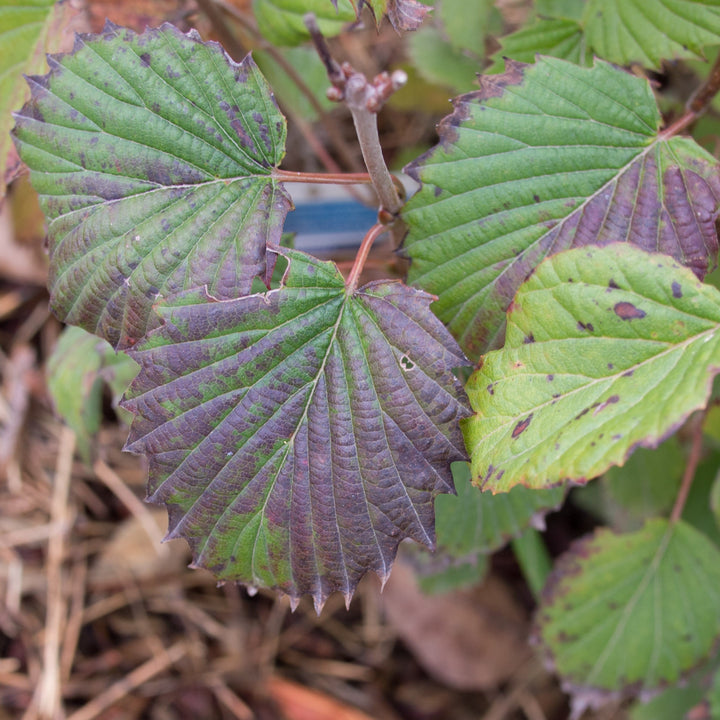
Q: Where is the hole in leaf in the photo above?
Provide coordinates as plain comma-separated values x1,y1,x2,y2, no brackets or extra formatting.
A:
400,355,415,371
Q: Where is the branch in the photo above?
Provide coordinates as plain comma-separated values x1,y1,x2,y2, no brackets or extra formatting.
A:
670,410,707,523
661,51,720,138
305,14,406,217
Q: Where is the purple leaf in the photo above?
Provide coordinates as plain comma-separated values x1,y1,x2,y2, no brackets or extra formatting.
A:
122,249,471,610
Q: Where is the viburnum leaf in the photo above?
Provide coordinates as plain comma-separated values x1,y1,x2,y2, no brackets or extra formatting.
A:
252,0,356,46
435,462,564,556
410,461,562,594
12,23,290,349
630,682,708,720
406,25,482,94
121,249,471,609
572,439,684,531
536,0,585,21
0,0,69,194
487,18,589,72
402,56,720,360
536,519,720,701
583,0,720,70
464,244,720,493
47,326,138,463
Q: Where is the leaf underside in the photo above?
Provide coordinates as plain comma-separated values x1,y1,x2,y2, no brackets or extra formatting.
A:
402,56,720,360
13,22,289,349
122,249,471,609
537,519,720,696
464,244,720,493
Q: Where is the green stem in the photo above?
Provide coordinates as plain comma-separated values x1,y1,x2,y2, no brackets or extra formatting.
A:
511,528,553,600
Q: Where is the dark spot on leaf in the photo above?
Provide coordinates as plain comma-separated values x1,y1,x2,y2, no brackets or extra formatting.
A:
672,281,682,298
511,414,533,439
622,370,633,377
614,302,646,320
547,374,554,381
575,408,589,420
140,52,151,66
533,194,540,203
523,333,535,344
577,321,594,332
612,434,622,440
487,383,495,395
608,279,620,290
434,185,442,197
607,363,614,370
593,395,619,415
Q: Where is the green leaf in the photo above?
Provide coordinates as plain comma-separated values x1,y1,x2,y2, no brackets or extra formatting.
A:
47,326,138,462
254,46,334,121
411,540,489,595
583,0,720,70
630,682,707,720
435,462,564,556
487,18,589,73
595,439,684,531
436,0,500,55
121,249,471,609
12,23,290,349
406,25,482,94
536,0,586,21
402,57,720,360
537,518,720,696
0,0,55,194
463,244,720,492
252,0,356,46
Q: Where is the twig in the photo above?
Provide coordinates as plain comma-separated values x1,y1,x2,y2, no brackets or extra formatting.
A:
65,642,187,720
688,50,720,116
35,426,75,720
59,558,87,683
209,679,254,720
305,14,405,217
93,459,164,549
661,52,720,139
670,411,707,523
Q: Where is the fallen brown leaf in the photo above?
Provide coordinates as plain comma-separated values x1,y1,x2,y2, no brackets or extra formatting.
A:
381,557,532,691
